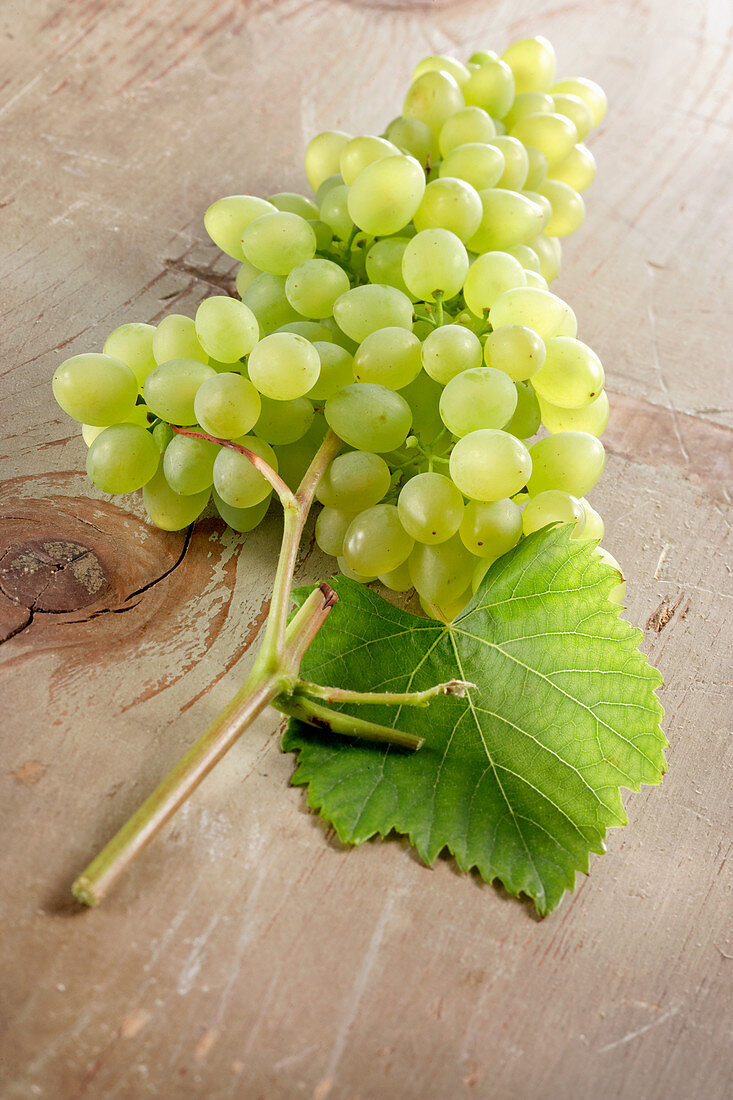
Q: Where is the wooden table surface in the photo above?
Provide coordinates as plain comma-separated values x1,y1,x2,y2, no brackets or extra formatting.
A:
1,1,731,1097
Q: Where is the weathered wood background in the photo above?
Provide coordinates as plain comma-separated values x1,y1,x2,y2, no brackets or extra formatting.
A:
1,1,731,1097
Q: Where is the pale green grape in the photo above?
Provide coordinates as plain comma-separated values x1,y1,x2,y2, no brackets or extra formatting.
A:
505,244,541,271
523,269,549,289
521,489,585,535
82,404,149,445
463,59,515,117
421,324,483,384
440,367,517,435
193,372,261,439
539,390,609,436
162,433,218,494
413,177,483,242
336,556,377,584
320,316,359,352
316,173,345,203
332,284,414,342
472,558,494,594
315,506,357,557
247,333,320,400
86,423,159,494
195,296,259,362
524,146,549,190
501,35,556,93
548,143,596,192
235,260,261,297
306,342,355,400
385,115,439,165
459,497,522,559
552,94,594,142
378,560,413,592
419,586,472,622
254,395,314,445
308,218,334,251
278,320,334,342
450,429,532,500
365,238,413,298
304,130,353,191
274,414,328,490
316,450,391,510
285,259,350,318
489,286,576,338
347,154,426,236
438,142,505,191
532,336,604,408
319,183,354,241
204,195,276,261
487,136,529,189
397,472,464,545
267,192,319,219
551,77,607,125
153,314,208,365
353,327,422,390
438,106,495,155
343,504,414,576
467,189,545,252
213,491,271,533
510,112,577,167
103,323,156,386
143,359,215,424
403,70,465,136
594,547,625,604
412,54,471,87
468,50,498,65
152,421,173,452
409,533,475,605
463,250,526,316
143,467,210,530
537,179,585,236
484,323,545,380
576,498,604,540
522,188,553,229
503,379,541,438
340,135,400,184
212,434,278,508
399,370,444,442
53,353,139,426
526,431,605,496
402,229,469,302
528,233,563,282
324,383,412,452
241,212,317,276
503,91,554,131
240,273,300,334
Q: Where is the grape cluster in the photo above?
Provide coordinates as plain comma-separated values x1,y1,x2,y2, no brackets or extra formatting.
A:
51,35,625,620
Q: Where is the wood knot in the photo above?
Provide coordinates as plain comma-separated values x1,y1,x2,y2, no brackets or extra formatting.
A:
0,538,109,612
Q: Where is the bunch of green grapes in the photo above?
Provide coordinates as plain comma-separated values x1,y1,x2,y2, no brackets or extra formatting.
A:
51,35,625,620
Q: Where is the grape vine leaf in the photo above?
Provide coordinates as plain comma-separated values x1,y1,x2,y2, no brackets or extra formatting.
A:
282,527,666,915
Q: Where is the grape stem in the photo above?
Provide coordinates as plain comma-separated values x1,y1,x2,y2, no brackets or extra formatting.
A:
294,678,476,707
171,426,294,503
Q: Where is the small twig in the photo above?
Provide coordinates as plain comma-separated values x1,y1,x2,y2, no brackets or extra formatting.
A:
273,694,424,752
295,678,475,708
171,426,294,504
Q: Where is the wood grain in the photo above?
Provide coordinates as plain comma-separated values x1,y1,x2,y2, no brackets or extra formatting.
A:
1,1,731,1098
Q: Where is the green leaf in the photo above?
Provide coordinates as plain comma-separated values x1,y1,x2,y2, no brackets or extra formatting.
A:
283,527,666,915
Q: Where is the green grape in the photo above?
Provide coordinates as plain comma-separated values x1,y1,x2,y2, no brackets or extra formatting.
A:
505,244,541,271
384,116,439,166
212,434,278,508
204,195,276,261
254,396,314,445
551,77,607,125
152,421,174,453
402,229,469,302
439,366,517,436
274,414,328,490
193,372,261,439
353,327,422,390
240,273,299,334
284,258,350,319
267,191,319,219
412,54,471,87
304,130,353,192
278,320,333,342
399,370,444,442
306,342,355,400
537,179,585,236
552,94,594,142
247,333,321,400
576,498,604,541
532,336,604,408
450,429,532,500
319,316,358,352
501,35,556,93
459,497,523,559
467,189,545,252
522,188,553,229
319,183,354,241
324,383,412,452
52,353,139,426
378,560,413,592
103,323,156,386
315,506,357,557
365,238,413,298
527,233,562,282
81,404,149,445
339,135,400,185
419,586,472,622
308,218,334,251
347,154,426,236
336,556,377,584
484,324,545,380
316,173,345,203
472,557,494,594
143,467,210,531
438,106,495,155
332,284,414,342
523,269,548,290
526,431,605,496
343,504,414,576
412,177,483,242
213,491,271,533
413,318,434,341
162,433,218,495
86,423,159,494
152,314,208,365
594,547,625,604
539,390,609,436
521,489,585,535
241,212,317,276
409,533,475,606
502,91,554,131
316,450,391,510
510,113,577,166
463,59,515,117
438,142,505,191
194,297,259,362
503,380,541,439
397,472,464,544
403,70,465,136
235,260,261,297
524,146,549,190
462,250,526,316
489,286,576,338
487,136,529,189
421,324,482,384
548,143,596,192
143,359,215,425
468,50,498,65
